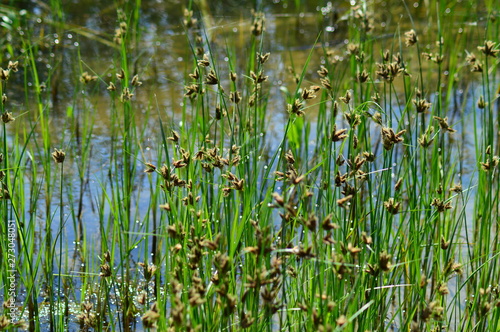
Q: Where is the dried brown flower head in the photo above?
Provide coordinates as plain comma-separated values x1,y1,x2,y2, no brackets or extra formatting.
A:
205,69,219,85
107,82,116,91
433,116,456,133
1,112,15,123
405,29,418,47
80,71,97,84
430,198,452,212
258,52,270,64
287,98,304,116
381,127,405,150
331,124,348,142
413,98,431,113
120,87,133,102
141,302,160,328
317,65,329,77
52,148,66,163
230,91,242,104
379,251,392,272
131,74,142,87
478,40,498,57
384,198,401,214
477,95,486,109
0,68,9,81
7,61,18,72
251,11,265,36
357,70,369,83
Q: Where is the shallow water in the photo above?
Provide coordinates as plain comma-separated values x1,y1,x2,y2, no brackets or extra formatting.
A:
1,0,498,330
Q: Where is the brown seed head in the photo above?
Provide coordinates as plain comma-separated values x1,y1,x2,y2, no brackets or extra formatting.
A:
258,52,270,64
205,69,219,85
80,71,98,84
52,148,66,163
120,87,133,102
384,198,401,214
131,74,142,87
477,95,486,109
413,98,432,113
357,70,369,83
379,251,392,272
0,68,9,81
116,68,125,80
7,61,19,72
320,77,332,90
141,303,160,328
433,116,456,133
331,125,348,142
478,40,499,57
405,29,418,47
1,112,15,123
230,91,242,104
107,82,116,91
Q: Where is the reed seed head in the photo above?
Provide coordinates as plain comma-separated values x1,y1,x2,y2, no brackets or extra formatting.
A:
384,198,401,214
0,316,10,329
347,43,359,55
438,282,449,295
258,52,270,64
433,116,456,133
144,162,156,173
336,315,347,326
100,263,112,277
466,53,476,64
120,87,133,102
317,65,328,77
337,195,352,207
301,87,316,100
440,236,450,250
183,9,197,28
131,74,142,86
52,148,66,163
251,11,265,36
230,91,242,104
477,95,486,109
141,302,160,328
229,71,237,82
405,29,418,47
205,69,218,85
339,90,351,104
394,177,403,191
7,61,18,72
287,98,304,116
1,112,15,123
430,198,452,212
478,40,498,57
361,232,372,245
379,251,392,272
471,62,483,72
381,127,405,150
0,68,9,81
450,183,462,193
80,71,97,84
116,68,125,80
331,125,348,142
357,70,369,83
320,77,332,90
413,98,431,113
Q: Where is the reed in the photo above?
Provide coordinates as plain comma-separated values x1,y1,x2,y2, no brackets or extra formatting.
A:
0,0,498,331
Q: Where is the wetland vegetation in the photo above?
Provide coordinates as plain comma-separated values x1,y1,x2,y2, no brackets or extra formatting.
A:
0,0,499,331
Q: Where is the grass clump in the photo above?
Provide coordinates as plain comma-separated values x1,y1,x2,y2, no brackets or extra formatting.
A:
0,0,499,331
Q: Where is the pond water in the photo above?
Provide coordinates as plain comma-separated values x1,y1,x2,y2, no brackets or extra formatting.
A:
0,0,498,331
